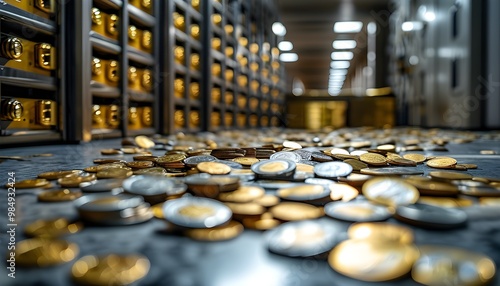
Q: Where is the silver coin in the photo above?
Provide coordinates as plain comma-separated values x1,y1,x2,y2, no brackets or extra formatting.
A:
313,162,353,178
459,185,500,197
363,178,419,207
123,175,187,197
451,180,487,187
215,160,244,169
324,201,391,222
305,178,338,186
360,167,424,176
163,197,232,228
75,193,144,212
79,178,124,192
277,184,331,201
270,151,302,162
252,180,300,190
266,219,344,257
292,149,313,160
183,155,218,167
251,159,296,177
395,203,467,229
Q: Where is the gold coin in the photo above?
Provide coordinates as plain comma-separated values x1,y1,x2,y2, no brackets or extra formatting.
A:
258,161,288,173
324,147,349,155
479,197,500,206
359,153,388,166
426,157,457,169
225,202,266,216
25,218,83,238
406,178,459,196
343,159,368,171
295,163,315,173
218,186,265,203
96,168,133,179
93,158,125,164
184,221,244,241
348,222,414,244
253,195,280,207
16,238,79,267
270,202,323,221
71,254,150,285
402,153,426,163
418,196,460,208
338,173,372,187
83,163,128,173
126,161,155,169
377,144,396,151
330,184,359,202
150,203,165,219
429,171,473,180
38,170,80,180
134,167,167,175
388,157,417,167
385,152,402,160
232,157,259,166
242,217,281,230
328,239,419,282
38,189,82,202
135,135,155,149
58,176,83,188
178,205,215,218
277,184,327,199
363,178,419,207
197,161,232,175
11,178,49,189
155,154,187,163
100,149,123,155
458,163,478,169
412,245,496,286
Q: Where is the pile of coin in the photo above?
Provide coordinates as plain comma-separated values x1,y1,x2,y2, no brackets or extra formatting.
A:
6,127,500,284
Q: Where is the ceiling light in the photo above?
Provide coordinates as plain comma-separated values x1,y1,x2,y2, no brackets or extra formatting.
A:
278,41,293,51
279,53,298,62
334,21,363,33
272,22,286,36
402,21,423,32
331,51,353,60
332,40,357,49
330,61,350,69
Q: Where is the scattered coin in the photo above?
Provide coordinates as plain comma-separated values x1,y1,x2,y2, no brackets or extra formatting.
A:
184,220,244,241
402,153,426,163
16,238,79,267
38,170,80,180
100,149,123,155
426,157,457,169
270,202,323,221
11,178,50,189
348,222,414,244
313,162,353,178
412,246,496,286
359,153,388,166
197,161,232,175
38,189,82,202
277,184,330,202
270,151,302,162
328,239,419,282
71,254,150,285
394,203,468,229
266,219,343,257
360,167,424,176
24,218,83,238
79,178,124,193
251,159,296,178
135,135,155,149
324,201,391,222
163,197,232,228
363,178,419,207
429,171,473,180
329,184,359,202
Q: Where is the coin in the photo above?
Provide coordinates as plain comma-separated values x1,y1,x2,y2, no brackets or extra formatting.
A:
197,161,232,175
123,175,187,204
402,153,426,163
277,184,330,202
185,175,240,197
342,159,368,171
348,222,414,244
24,218,82,238
304,178,337,186
324,147,349,155
242,216,281,230
360,167,424,176
96,168,133,179
269,202,323,221
224,202,266,217
125,161,155,169
155,154,187,164
359,153,388,166
163,197,232,228
134,167,167,175
16,238,79,267
83,163,128,173
266,219,343,257
406,178,459,196
58,176,84,188
11,178,49,189
100,149,123,155
184,220,244,241
418,196,462,208
135,135,155,148
270,151,302,162
71,254,150,286
329,184,359,202
38,189,82,202
313,162,353,178
459,185,500,197
387,157,417,166
426,157,457,169
429,171,473,180
217,185,265,203
75,193,144,212
93,158,125,164
363,178,419,207
38,170,80,180
412,245,496,286
328,239,419,282
324,201,391,222
394,203,468,229
460,163,478,169
479,197,500,206
183,155,218,167
338,173,372,187
150,203,165,219
79,178,124,193
251,159,296,178
232,157,260,166
253,195,280,207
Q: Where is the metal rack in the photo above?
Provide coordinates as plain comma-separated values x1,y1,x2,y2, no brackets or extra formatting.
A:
0,1,65,145
66,0,160,142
